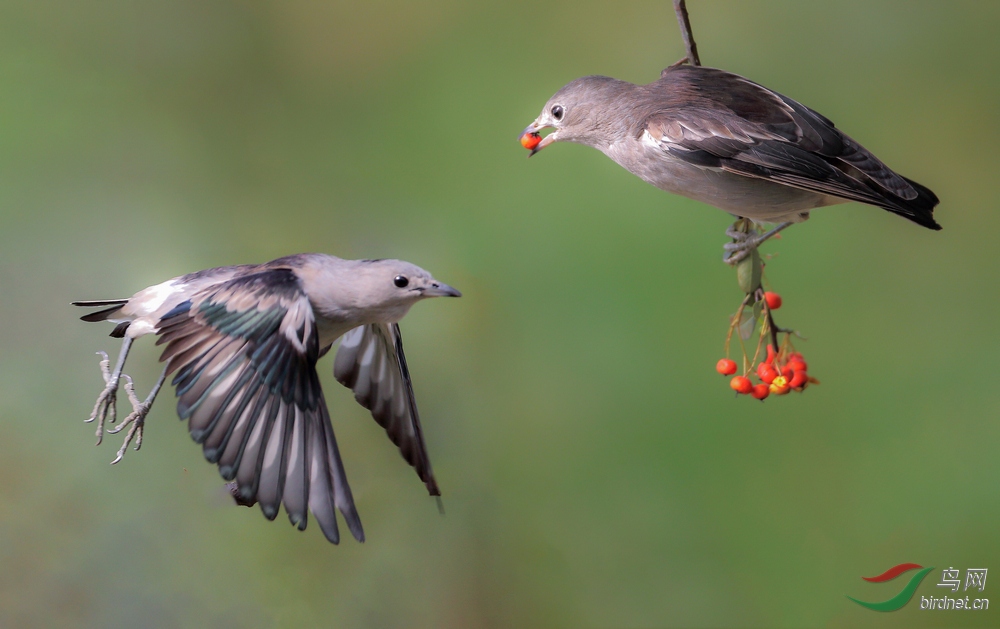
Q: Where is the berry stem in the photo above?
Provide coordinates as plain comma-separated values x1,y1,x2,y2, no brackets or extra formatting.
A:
723,293,752,358
754,287,785,354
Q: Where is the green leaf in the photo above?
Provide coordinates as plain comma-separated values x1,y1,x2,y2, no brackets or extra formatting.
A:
738,308,757,341
736,248,763,294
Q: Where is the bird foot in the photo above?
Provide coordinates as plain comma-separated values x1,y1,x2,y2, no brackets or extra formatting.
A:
723,221,792,265
723,230,760,265
85,351,119,445
106,375,149,465
105,367,167,465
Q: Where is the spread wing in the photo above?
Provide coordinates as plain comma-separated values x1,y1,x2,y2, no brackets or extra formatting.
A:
334,323,439,496
155,267,364,544
644,65,939,228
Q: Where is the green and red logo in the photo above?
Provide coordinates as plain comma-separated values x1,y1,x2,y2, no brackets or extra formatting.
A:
847,563,934,611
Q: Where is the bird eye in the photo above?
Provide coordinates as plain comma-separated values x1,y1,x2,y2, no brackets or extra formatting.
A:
551,105,564,121
393,275,409,288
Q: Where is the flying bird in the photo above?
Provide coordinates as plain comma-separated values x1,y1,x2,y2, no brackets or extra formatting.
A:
521,64,940,262
74,254,461,544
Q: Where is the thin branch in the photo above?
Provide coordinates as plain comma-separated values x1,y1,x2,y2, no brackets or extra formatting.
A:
764,294,780,353
672,0,701,66
755,288,789,354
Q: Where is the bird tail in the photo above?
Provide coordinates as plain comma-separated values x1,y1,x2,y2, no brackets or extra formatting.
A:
72,299,128,322
879,177,941,230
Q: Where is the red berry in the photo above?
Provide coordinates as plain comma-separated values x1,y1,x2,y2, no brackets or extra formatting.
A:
757,365,778,384
765,345,777,365
769,376,791,395
789,371,808,389
751,383,770,400
520,132,542,150
764,292,782,310
716,358,738,376
730,376,753,395
786,359,807,373
781,365,795,379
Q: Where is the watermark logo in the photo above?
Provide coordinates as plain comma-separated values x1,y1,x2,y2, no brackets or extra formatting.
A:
922,567,989,611
848,564,989,612
847,563,933,612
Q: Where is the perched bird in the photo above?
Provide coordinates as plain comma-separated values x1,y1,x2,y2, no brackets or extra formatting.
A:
521,64,940,261
74,254,461,544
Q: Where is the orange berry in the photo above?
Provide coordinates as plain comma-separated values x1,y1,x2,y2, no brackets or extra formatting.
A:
765,345,777,365
764,292,782,310
757,364,778,384
769,376,790,395
786,359,807,373
751,383,770,400
789,371,808,389
730,376,753,395
520,132,542,150
716,358,738,375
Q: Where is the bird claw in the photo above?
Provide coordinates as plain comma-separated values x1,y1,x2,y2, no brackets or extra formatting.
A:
723,250,753,265
722,221,792,265
723,240,752,252
723,228,758,265
86,351,119,445
724,225,746,240
107,375,149,464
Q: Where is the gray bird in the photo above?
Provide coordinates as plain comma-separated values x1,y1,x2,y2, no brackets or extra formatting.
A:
73,254,461,544
521,65,940,261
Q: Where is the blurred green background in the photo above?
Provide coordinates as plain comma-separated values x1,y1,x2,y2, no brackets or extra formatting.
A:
1,1,998,627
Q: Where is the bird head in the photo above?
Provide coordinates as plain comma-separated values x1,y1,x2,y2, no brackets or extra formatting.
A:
348,259,461,322
520,75,631,156
303,257,461,326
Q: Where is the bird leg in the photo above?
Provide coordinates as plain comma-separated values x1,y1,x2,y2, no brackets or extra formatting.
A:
107,367,166,465
723,220,793,265
85,337,133,445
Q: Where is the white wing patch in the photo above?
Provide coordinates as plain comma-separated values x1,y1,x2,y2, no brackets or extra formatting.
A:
640,129,661,149
339,327,364,349
132,279,181,317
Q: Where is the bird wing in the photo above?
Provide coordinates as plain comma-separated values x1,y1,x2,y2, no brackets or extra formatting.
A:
334,323,439,496
154,267,363,544
643,66,938,226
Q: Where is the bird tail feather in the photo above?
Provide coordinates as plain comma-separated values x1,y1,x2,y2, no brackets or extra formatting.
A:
72,299,128,322
880,177,941,230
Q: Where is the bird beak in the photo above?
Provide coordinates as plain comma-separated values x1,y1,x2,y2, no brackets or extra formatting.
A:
423,282,462,298
520,121,557,157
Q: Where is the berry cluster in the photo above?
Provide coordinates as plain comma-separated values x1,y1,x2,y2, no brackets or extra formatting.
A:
715,291,817,401
716,345,813,400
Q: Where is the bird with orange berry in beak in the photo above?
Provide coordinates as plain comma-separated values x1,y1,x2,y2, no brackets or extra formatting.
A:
520,64,940,263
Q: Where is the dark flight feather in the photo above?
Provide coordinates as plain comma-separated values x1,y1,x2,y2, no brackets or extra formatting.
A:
153,268,363,543
334,323,440,496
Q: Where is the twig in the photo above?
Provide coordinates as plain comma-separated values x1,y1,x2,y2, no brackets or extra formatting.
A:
672,0,701,66
755,288,788,353
724,293,753,357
